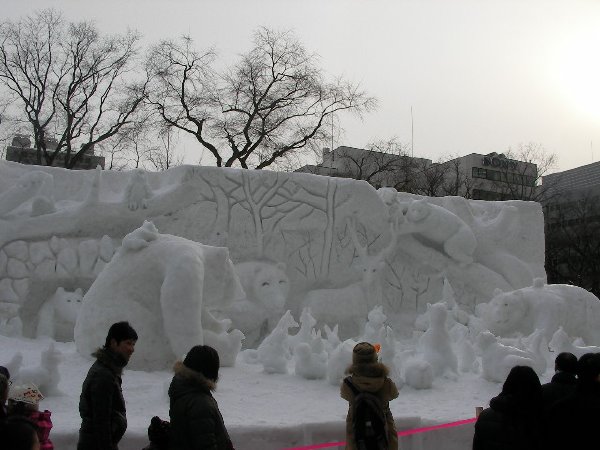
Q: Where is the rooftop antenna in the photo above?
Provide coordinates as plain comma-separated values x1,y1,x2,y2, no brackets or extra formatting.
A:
592,140,594,163
411,106,414,157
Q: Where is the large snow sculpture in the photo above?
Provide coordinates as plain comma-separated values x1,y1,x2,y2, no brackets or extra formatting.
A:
74,221,245,370
396,199,477,264
217,261,290,348
36,287,83,341
480,279,600,344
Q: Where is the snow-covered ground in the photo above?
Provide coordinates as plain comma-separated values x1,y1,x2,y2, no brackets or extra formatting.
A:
1,334,555,450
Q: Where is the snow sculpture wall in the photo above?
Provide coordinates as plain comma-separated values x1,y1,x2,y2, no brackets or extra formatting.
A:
0,161,546,342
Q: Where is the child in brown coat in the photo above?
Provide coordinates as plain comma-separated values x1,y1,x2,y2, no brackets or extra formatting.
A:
340,342,399,450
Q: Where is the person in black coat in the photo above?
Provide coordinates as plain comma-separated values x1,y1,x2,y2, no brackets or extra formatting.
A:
169,345,234,450
473,365,543,450
78,321,138,450
544,353,600,450
541,352,577,413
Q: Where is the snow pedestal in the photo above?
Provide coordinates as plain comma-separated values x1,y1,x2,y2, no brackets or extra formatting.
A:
47,416,475,450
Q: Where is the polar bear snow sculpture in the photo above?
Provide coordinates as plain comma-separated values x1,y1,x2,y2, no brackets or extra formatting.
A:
480,279,600,345
74,221,245,370
36,287,83,341
397,199,477,264
216,260,290,348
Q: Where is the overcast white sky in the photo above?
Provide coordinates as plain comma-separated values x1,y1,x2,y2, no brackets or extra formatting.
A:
4,0,600,172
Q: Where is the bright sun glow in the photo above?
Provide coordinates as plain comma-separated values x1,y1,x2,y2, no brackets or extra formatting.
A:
555,30,600,120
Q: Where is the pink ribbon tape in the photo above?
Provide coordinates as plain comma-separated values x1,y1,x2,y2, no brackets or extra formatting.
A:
281,417,477,450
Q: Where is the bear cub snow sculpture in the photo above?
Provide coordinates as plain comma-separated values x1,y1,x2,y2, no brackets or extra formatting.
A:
36,287,83,342
397,199,477,264
481,278,600,345
74,221,245,370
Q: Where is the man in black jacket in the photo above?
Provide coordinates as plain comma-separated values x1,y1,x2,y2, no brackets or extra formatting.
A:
544,353,600,450
78,321,138,450
541,352,577,413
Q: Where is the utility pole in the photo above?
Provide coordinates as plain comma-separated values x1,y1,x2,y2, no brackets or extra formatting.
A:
411,106,414,158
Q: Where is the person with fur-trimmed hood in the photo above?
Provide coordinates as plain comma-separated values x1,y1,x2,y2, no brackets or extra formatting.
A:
340,342,399,450
77,321,138,450
168,345,234,450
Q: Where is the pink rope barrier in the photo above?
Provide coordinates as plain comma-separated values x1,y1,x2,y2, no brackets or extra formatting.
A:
280,417,477,450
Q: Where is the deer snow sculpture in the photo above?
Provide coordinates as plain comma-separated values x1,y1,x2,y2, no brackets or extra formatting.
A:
305,217,399,338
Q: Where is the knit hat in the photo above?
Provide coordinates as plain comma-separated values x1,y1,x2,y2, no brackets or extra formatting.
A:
183,345,220,381
8,383,44,406
352,342,378,365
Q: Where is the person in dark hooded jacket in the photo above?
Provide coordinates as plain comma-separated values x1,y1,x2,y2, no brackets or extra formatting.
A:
340,342,399,450
544,353,600,450
78,321,138,450
541,352,577,413
473,365,543,450
169,345,234,450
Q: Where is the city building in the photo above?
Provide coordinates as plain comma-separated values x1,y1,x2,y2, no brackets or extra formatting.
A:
5,134,105,170
442,152,538,200
296,146,538,200
541,161,600,295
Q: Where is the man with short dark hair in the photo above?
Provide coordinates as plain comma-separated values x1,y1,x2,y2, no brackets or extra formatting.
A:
541,352,577,412
78,321,138,450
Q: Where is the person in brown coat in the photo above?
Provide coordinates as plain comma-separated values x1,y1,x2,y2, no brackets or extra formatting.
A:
340,342,399,450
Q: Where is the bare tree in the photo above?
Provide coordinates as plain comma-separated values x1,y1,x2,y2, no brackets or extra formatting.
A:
411,159,447,197
441,155,474,198
145,126,184,171
146,28,375,169
0,9,147,168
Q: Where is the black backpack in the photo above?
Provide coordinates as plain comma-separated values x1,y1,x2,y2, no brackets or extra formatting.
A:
344,377,389,450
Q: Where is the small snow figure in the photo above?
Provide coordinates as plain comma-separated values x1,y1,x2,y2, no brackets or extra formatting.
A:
36,287,83,341
15,342,63,396
362,305,387,343
257,310,298,374
417,302,458,378
323,324,341,355
476,331,538,383
326,339,356,386
549,326,600,359
124,169,152,211
456,335,479,374
294,340,327,380
0,316,23,337
380,326,404,388
404,358,434,390
203,326,245,367
289,307,317,350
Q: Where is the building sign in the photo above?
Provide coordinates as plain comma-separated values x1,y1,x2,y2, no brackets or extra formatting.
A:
482,155,518,170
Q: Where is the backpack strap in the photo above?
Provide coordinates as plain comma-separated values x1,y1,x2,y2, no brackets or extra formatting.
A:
344,376,360,396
